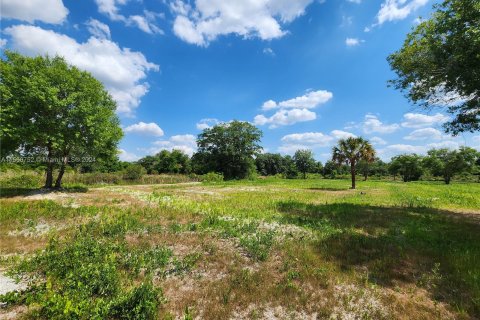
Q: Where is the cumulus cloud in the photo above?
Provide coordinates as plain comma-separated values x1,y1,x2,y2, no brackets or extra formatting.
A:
0,0,68,24
345,37,363,46
170,0,315,46
427,140,460,150
362,114,399,134
119,148,140,162
377,144,426,160
0,39,7,48
86,18,111,39
150,134,197,155
404,128,442,141
278,130,360,155
375,0,428,25
94,0,163,34
262,90,333,110
4,25,159,115
124,122,164,136
281,132,333,146
370,136,387,145
196,118,219,130
330,130,356,140
401,113,450,128
254,108,316,128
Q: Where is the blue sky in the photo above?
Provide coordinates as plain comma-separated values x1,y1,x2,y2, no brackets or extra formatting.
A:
1,0,479,162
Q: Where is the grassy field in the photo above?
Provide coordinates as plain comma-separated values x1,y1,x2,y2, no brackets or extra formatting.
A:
0,177,479,319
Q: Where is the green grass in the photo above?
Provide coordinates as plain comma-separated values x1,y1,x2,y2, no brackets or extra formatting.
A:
1,177,479,319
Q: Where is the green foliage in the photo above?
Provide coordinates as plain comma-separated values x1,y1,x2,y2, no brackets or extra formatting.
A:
423,147,480,184
194,120,262,179
138,149,191,174
2,216,164,319
200,172,224,182
388,0,480,134
389,154,424,182
293,149,316,179
332,137,376,189
255,153,287,176
123,164,147,180
0,51,123,188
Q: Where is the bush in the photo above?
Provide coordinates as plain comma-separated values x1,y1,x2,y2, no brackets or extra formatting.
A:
200,172,224,182
0,173,42,189
123,165,146,180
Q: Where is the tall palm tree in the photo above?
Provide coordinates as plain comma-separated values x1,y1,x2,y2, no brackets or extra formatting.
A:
332,137,375,189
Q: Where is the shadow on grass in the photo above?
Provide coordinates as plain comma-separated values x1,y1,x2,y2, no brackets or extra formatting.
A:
277,201,480,317
307,187,350,191
0,186,88,198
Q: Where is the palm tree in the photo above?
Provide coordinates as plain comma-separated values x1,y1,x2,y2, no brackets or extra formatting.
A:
332,137,375,189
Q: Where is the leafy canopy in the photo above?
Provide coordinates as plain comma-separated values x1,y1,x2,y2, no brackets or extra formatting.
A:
388,0,480,134
293,149,316,179
0,51,123,187
332,137,375,188
194,121,262,179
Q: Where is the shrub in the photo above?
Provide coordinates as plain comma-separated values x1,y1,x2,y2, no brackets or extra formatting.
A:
123,165,146,180
200,172,224,182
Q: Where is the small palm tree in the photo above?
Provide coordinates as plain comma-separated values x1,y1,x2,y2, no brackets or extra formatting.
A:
332,137,375,189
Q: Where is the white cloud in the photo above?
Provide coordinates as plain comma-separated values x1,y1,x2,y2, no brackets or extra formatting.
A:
86,18,111,39
94,0,163,34
0,0,68,24
377,144,426,160
171,0,315,46
330,130,356,140
5,25,159,115
427,140,460,150
119,149,140,162
0,39,7,47
401,113,450,128
196,118,219,130
281,132,333,146
124,122,164,136
362,114,399,134
370,136,387,145
278,144,312,154
404,128,442,141
263,90,333,110
345,37,363,46
254,108,316,128
375,0,428,25
150,134,197,156
347,0,362,3
263,47,275,56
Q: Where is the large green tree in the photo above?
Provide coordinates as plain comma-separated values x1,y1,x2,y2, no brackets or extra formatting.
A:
194,121,262,179
332,137,375,189
255,153,286,176
293,149,316,179
388,0,480,134
423,147,479,184
389,154,424,182
0,52,123,188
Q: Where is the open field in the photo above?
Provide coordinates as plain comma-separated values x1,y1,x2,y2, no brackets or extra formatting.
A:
1,178,479,319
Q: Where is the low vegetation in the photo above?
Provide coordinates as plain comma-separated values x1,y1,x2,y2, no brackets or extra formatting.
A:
0,177,479,319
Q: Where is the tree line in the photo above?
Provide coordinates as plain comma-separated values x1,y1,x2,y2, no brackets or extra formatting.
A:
131,121,480,188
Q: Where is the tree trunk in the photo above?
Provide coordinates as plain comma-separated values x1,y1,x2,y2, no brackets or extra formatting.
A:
45,164,54,188
444,175,451,185
303,171,306,179
350,161,356,189
54,155,68,188
44,143,54,188
363,173,368,181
